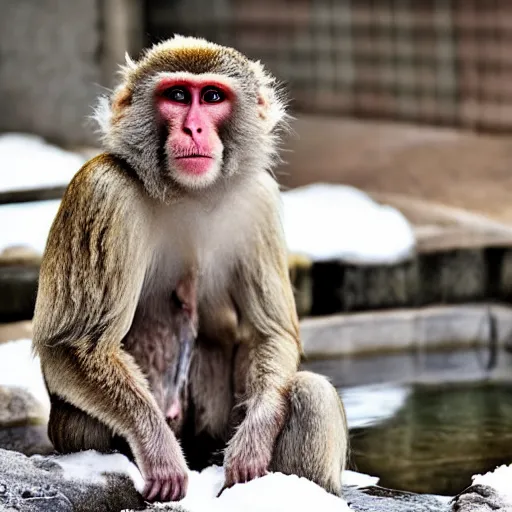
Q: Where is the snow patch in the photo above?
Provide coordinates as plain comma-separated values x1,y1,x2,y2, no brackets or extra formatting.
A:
282,183,416,264
0,136,416,263
151,466,352,512
0,338,49,412
472,464,512,502
342,470,379,488
52,453,360,511
0,199,60,253
53,451,145,493
0,133,84,192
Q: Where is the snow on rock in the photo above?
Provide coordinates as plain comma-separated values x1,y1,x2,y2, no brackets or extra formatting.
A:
472,464,512,503
151,465,352,512
342,470,379,488
52,450,145,493
0,135,416,263
0,133,84,192
0,338,49,413
282,183,416,264
0,199,60,253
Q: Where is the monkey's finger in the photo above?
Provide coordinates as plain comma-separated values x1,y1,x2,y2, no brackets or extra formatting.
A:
247,464,258,481
225,467,239,487
239,466,249,483
181,473,189,498
171,478,183,502
160,480,172,502
143,479,153,498
145,480,162,502
256,466,269,479
216,483,229,498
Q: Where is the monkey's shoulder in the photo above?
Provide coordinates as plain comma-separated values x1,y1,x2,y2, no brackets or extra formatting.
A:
46,153,150,257
66,153,144,201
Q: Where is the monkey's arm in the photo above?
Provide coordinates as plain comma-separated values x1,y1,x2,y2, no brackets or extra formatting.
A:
32,155,187,502
225,174,301,485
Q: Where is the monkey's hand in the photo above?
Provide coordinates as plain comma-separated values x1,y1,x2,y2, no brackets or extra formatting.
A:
139,429,189,502
223,426,271,489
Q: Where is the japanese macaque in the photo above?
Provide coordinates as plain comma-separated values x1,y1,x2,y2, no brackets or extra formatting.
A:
32,35,348,502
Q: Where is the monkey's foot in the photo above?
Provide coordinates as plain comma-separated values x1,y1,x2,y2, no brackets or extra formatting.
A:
142,454,188,502
223,451,270,489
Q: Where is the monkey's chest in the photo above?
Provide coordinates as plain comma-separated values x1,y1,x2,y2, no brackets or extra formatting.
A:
154,199,252,300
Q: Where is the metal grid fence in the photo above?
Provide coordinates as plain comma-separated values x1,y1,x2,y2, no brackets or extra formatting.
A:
147,0,512,132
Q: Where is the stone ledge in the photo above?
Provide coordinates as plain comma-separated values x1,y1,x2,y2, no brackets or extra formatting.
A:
300,303,512,358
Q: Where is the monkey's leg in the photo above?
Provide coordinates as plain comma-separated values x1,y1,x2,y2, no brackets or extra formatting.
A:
270,371,348,496
48,394,132,457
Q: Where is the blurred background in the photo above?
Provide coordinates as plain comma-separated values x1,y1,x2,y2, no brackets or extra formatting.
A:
2,0,512,501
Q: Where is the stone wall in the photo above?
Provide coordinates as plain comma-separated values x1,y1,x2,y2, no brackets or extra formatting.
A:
0,0,144,147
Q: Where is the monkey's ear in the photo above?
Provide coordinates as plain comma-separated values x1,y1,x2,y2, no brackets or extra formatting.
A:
93,85,132,137
249,60,287,133
111,86,132,119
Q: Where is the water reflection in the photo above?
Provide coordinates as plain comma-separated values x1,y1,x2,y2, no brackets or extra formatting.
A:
347,381,512,495
302,348,512,496
341,384,410,429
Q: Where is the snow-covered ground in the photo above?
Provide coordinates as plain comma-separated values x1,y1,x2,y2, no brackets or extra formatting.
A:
0,133,416,263
0,338,49,413
472,464,512,503
282,183,416,264
53,451,370,512
0,133,85,192
0,200,60,255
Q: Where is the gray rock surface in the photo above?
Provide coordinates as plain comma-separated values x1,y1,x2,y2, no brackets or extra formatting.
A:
452,485,512,512
0,386,52,456
0,387,45,428
0,449,145,512
344,486,451,512
0,425,53,456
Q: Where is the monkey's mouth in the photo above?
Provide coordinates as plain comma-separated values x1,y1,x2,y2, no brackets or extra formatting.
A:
174,155,214,175
175,154,213,159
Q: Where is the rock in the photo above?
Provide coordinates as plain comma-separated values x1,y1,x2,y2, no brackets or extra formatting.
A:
344,486,451,512
0,425,53,456
452,484,511,512
0,448,145,512
0,386,52,455
0,387,46,428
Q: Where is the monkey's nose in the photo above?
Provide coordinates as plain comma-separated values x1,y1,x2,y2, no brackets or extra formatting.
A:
183,126,202,136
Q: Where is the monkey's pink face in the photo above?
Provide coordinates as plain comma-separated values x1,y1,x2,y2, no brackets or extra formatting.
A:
155,76,233,189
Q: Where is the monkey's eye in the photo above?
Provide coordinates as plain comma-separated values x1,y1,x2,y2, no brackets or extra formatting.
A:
202,87,225,103
161,87,190,104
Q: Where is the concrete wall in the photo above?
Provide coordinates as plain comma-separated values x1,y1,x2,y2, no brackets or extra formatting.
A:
0,0,144,146
0,0,102,145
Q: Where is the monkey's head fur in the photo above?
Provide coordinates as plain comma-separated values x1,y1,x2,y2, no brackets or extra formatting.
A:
94,35,288,202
